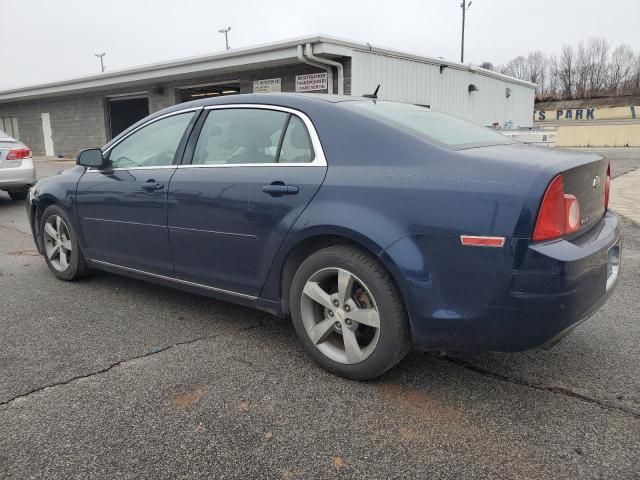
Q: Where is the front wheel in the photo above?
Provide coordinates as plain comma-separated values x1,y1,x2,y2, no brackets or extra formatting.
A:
40,205,90,280
290,245,411,380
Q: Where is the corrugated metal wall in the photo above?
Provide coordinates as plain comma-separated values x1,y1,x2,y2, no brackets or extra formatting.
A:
351,50,535,128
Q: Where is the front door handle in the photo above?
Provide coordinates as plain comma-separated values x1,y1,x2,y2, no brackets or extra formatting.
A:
262,182,299,196
142,179,164,192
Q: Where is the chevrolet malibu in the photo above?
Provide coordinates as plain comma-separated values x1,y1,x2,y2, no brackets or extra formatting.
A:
26,94,621,379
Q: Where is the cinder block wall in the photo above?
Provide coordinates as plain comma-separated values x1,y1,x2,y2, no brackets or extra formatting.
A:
0,94,107,157
0,59,350,158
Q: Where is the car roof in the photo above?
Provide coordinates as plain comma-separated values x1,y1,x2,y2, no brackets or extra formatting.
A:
103,93,376,150
163,92,368,113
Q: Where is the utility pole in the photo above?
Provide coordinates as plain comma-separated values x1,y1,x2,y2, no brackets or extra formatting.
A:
218,27,231,50
94,52,106,72
460,0,472,63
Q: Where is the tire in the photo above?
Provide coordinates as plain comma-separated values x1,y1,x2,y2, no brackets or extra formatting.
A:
290,245,411,380
8,190,28,201
39,204,90,281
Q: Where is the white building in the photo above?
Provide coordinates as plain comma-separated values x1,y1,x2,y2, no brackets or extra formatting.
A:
0,35,535,157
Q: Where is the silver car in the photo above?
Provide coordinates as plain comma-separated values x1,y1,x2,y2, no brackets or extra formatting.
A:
0,130,36,200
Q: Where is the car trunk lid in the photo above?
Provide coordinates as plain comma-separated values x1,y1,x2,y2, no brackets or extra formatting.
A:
561,157,608,234
457,143,609,239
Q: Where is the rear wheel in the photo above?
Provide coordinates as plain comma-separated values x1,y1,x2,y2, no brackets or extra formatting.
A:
290,245,411,380
40,205,90,280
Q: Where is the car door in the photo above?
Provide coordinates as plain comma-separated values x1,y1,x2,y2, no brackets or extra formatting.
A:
167,105,327,297
76,110,198,274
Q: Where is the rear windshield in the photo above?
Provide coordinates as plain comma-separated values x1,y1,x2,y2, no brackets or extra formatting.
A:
344,101,515,150
0,129,13,140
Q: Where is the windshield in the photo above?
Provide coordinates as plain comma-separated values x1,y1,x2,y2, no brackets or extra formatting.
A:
344,101,515,150
0,129,13,140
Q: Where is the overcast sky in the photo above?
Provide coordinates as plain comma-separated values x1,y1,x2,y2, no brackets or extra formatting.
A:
1,0,639,90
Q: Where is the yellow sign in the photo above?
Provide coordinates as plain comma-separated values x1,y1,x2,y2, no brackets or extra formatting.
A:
534,106,638,122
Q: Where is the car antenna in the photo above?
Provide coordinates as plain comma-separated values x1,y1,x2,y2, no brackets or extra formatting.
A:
363,84,380,99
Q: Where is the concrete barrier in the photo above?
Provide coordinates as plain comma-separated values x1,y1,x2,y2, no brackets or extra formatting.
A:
502,130,556,146
555,124,640,147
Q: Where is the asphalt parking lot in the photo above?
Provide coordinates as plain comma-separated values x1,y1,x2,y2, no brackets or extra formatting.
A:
1,152,639,479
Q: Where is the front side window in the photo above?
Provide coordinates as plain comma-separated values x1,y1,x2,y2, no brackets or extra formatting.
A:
344,101,515,150
108,112,194,168
192,108,314,165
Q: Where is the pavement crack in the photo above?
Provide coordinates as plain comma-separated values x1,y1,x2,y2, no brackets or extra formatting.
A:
436,354,640,419
0,323,262,408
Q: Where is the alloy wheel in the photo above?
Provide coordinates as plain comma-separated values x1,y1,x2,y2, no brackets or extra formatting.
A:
300,267,381,364
43,215,73,272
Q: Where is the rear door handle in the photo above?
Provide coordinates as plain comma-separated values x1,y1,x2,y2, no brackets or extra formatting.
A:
262,182,299,196
142,179,164,192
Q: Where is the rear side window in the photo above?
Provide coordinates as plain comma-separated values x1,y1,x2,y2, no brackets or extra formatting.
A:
344,101,514,150
192,108,314,165
279,116,314,163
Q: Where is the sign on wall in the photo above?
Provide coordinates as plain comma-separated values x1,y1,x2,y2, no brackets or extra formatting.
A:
534,105,639,122
295,72,328,92
534,108,596,122
253,78,281,93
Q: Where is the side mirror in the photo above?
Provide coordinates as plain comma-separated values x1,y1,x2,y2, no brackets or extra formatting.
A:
76,148,105,168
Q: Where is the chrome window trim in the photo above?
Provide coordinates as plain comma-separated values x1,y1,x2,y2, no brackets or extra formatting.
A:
180,104,327,168
86,165,177,172
85,107,203,173
102,107,202,155
177,163,325,169
86,103,328,173
88,259,257,300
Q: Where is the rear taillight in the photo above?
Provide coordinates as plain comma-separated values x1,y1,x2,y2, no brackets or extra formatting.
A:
6,148,32,160
532,174,581,242
604,162,611,210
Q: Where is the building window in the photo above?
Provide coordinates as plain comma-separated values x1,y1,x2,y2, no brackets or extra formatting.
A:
1,116,19,139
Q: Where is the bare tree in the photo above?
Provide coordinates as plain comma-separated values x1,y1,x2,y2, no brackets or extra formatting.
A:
559,45,575,99
574,37,610,98
497,38,637,100
575,40,590,98
587,37,610,96
527,51,547,98
546,54,560,99
480,61,495,71
634,54,640,95
502,56,529,81
608,44,635,95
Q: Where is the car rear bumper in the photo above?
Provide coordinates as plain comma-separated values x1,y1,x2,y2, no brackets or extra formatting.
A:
390,211,622,352
0,158,36,190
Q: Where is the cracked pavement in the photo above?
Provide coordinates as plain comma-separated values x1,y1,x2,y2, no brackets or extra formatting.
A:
1,156,639,479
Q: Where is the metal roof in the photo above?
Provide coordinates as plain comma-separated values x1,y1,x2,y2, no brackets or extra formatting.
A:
0,34,535,103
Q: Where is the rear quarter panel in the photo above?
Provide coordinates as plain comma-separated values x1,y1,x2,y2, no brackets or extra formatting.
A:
261,102,613,347
259,105,538,308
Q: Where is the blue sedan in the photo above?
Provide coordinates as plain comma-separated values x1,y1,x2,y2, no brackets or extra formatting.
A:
26,94,621,379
